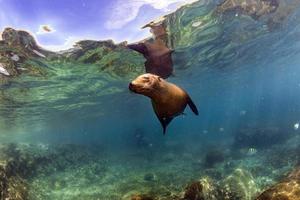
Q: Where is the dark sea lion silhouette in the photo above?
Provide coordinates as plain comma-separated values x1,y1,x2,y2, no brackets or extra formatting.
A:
127,39,174,79
127,19,174,79
129,73,198,134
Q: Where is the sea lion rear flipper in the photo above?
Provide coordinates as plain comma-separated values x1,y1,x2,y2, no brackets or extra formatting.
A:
187,97,199,115
159,117,173,135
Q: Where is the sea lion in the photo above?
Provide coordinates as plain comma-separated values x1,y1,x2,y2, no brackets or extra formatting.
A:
129,73,199,134
127,19,174,79
127,39,174,79
142,18,168,41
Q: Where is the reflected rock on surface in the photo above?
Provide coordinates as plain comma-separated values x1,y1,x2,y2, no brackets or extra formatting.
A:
215,0,279,20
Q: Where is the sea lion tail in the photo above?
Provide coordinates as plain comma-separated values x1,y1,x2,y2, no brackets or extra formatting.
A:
187,97,199,115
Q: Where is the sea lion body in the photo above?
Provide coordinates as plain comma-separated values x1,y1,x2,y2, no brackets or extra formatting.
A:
129,74,198,134
127,39,173,79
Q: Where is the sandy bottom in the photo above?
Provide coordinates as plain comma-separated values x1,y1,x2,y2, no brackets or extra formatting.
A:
23,135,299,200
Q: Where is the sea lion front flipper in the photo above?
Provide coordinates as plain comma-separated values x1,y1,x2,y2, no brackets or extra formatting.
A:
127,43,147,55
187,97,199,115
159,117,173,135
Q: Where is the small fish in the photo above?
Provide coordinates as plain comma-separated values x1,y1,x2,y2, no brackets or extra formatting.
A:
247,148,257,156
17,67,28,71
294,123,299,130
32,50,46,58
0,64,10,76
240,110,247,115
192,21,202,27
11,54,20,62
219,127,224,132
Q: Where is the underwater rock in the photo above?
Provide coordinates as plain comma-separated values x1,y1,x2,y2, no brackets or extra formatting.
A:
0,143,108,200
183,181,205,200
204,150,225,168
0,158,28,200
255,168,300,200
144,173,156,182
221,168,259,200
183,177,220,200
233,127,291,149
131,194,155,200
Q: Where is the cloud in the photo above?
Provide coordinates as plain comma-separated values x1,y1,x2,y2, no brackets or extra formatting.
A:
105,0,198,29
36,24,56,35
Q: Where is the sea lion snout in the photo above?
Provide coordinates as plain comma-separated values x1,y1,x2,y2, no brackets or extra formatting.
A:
128,82,137,92
129,74,160,95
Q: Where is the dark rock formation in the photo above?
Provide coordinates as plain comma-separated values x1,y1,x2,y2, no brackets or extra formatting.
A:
183,181,205,200
183,177,221,200
0,143,106,200
182,169,259,200
204,150,225,168
0,165,28,200
233,127,292,149
144,173,156,182
0,154,28,200
256,168,300,200
131,194,155,200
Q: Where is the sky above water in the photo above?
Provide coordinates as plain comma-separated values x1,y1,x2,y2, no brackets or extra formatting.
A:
0,0,197,51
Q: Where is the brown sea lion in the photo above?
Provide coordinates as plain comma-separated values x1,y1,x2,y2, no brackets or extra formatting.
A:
129,73,199,134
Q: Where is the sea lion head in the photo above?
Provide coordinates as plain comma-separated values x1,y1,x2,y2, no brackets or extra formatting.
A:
129,73,163,97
